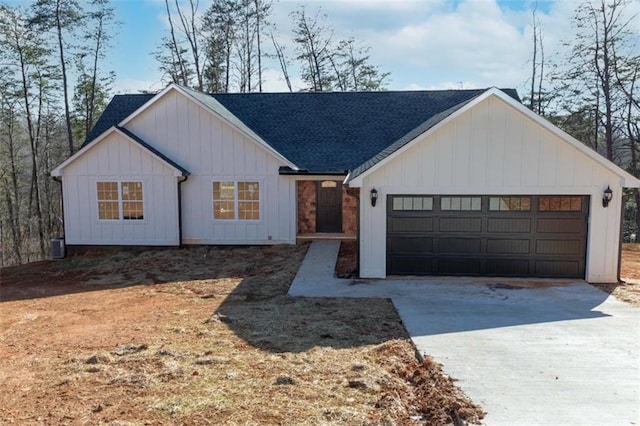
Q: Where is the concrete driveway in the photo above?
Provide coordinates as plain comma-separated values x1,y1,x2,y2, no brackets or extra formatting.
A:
289,241,640,425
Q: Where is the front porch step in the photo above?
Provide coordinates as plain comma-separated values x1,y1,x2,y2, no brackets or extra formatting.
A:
296,233,357,242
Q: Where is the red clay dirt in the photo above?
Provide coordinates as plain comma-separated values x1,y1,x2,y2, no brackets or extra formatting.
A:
0,245,483,425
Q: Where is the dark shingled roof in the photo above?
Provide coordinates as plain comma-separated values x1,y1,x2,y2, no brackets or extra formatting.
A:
85,88,520,174
84,93,154,145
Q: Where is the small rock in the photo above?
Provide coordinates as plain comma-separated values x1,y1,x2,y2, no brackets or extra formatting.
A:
91,404,103,413
195,355,227,365
86,353,112,365
351,364,366,372
275,375,295,385
205,314,235,324
112,344,148,356
347,379,368,390
156,349,176,357
86,366,101,373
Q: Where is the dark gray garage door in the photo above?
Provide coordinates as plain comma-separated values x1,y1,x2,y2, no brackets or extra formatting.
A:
387,195,589,278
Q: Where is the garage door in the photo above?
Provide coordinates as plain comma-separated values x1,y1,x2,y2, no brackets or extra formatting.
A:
386,195,589,278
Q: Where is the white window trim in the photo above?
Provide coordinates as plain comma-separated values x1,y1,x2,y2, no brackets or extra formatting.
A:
212,179,263,222
95,179,146,223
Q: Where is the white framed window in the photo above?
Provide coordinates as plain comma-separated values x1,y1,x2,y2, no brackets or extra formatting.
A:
213,181,260,221
97,181,144,221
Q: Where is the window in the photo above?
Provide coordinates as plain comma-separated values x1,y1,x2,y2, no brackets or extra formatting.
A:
392,196,433,211
97,181,144,220
213,181,260,220
489,196,531,211
539,196,582,212
441,196,481,211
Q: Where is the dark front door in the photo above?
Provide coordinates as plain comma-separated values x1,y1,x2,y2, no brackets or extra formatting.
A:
317,181,343,233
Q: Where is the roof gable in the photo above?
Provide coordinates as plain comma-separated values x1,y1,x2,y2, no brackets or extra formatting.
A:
347,88,640,188
117,84,298,169
52,126,189,177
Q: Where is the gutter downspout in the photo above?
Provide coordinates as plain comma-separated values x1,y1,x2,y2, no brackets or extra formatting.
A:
52,176,64,238
178,175,189,247
617,187,626,283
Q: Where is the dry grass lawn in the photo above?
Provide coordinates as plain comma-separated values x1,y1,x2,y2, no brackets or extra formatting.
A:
0,244,483,425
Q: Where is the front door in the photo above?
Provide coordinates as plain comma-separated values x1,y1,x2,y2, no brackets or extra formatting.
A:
316,181,342,233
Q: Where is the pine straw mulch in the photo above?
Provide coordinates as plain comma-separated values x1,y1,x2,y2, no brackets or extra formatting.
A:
0,244,484,425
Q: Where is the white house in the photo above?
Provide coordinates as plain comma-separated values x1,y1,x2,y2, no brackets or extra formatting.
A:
52,84,640,282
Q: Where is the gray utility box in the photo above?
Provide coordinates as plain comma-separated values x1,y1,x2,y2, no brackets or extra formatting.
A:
50,237,66,259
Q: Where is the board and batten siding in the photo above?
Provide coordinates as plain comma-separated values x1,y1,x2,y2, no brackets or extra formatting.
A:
125,89,296,244
61,131,180,245
358,95,624,283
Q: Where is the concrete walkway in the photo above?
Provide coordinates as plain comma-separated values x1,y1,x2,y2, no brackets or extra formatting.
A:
289,241,640,425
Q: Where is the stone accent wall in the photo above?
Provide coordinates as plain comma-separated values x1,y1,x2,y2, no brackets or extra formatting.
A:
297,181,359,235
342,187,359,235
297,181,316,234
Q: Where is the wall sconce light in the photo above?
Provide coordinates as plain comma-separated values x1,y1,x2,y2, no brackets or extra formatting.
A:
602,186,613,208
370,188,378,207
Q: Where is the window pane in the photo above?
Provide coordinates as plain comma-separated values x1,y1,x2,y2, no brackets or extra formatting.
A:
393,196,433,211
237,182,259,220
123,201,144,220
238,182,259,201
489,197,500,211
423,197,433,210
213,182,236,219
570,197,582,211
413,197,423,210
520,197,531,211
441,197,451,210
214,201,235,219
98,201,119,220
97,182,119,220
213,182,235,200
320,181,337,188
451,197,461,210
539,196,581,212
403,197,412,210
461,197,471,210
121,182,143,201
471,197,481,211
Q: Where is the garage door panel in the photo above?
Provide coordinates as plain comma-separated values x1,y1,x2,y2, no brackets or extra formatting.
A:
388,237,433,253
487,218,531,233
389,217,434,233
537,218,584,234
437,258,482,274
388,256,433,274
535,260,580,277
387,195,588,278
486,239,530,254
536,240,582,255
439,238,481,253
439,217,482,232
486,259,530,275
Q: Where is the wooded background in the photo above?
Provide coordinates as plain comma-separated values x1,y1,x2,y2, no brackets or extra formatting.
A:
0,0,638,266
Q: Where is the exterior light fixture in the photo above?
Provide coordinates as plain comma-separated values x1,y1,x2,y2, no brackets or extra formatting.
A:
370,188,378,207
602,186,613,208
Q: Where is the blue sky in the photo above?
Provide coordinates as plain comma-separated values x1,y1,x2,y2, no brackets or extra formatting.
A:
104,0,576,94
11,0,639,94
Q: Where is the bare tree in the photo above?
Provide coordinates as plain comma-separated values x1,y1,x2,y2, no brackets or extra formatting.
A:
559,0,637,160
291,6,335,91
271,32,292,92
30,0,81,155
